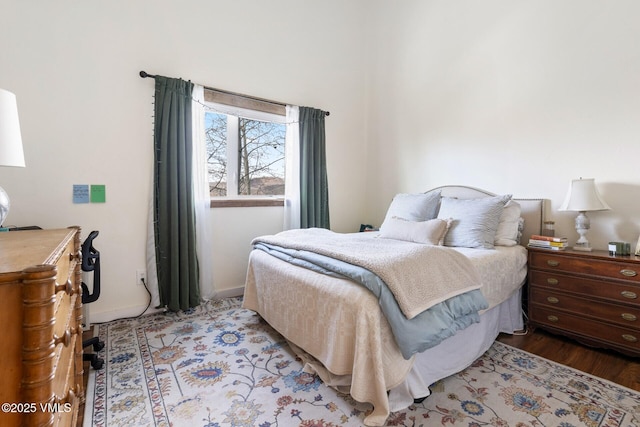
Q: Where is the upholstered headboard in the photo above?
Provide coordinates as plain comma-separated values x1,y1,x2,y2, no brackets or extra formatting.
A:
429,185,545,245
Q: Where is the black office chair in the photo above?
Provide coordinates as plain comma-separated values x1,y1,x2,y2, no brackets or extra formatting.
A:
81,230,105,370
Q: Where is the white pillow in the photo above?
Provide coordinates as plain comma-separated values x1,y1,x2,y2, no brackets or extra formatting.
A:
437,195,511,249
494,200,522,247
379,217,451,245
380,191,441,230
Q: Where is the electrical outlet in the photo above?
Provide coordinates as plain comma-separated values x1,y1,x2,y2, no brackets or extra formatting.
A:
136,269,146,286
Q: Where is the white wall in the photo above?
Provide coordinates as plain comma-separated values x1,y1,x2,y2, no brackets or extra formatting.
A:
365,1,640,251
0,0,369,321
5,1,640,321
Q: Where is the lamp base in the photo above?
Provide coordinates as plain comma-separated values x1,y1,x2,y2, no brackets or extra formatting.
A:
573,211,593,252
0,185,9,227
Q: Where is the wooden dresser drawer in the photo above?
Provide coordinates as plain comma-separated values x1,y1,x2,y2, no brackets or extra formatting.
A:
529,270,640,307
530,287,640,329
529,305,640,354
529,251,640,283
0,227,83,427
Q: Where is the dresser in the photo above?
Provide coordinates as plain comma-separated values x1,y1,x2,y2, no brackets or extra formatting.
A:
0,228,84,427
528,247,640,357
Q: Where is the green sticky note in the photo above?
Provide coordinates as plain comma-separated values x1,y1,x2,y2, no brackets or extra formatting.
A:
90,185,106,203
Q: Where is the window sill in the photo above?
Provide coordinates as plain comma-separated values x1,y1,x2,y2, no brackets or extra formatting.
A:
210,198,285,208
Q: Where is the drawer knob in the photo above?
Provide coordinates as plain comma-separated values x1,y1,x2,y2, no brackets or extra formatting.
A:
547,315,559,322
54,330,72,347
546,260,560,267
621,313,637,322
547,278,559,285
621,291,638,299
622,334,638,343
620,269,638,277
547,296,559,304
55,279,74,295
55,388,76,406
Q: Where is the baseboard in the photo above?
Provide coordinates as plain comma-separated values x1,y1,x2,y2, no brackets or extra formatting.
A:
88,287,245,324
89,305,165,324
214,286,245,299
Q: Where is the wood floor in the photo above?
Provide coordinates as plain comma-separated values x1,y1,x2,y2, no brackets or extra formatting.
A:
76,325,639,427
496,327,640,391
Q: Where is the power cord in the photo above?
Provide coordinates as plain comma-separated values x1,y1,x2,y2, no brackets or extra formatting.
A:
512,308,530,336
90,276,154,325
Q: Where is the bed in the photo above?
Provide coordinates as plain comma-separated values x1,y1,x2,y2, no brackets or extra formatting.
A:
242,185,544,426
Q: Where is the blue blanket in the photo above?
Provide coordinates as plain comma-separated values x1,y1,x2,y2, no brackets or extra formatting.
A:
254,242,488,359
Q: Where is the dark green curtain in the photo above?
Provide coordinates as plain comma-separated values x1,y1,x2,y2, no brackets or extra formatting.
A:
299,107,330,229
153,76,200,312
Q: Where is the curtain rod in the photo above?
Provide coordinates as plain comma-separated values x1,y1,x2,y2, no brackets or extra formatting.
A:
139,70,330,116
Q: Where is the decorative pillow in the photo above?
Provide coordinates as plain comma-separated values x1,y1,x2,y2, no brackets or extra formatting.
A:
437,194,511,249
379,217,451,245
380,191,441,230
494,200,522,247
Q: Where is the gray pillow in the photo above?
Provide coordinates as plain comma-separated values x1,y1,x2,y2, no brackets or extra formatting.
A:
437,195,511,249
380,191,441,230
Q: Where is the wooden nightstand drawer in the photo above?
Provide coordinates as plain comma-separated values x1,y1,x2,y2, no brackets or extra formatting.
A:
529,251,640,283
529,270,640,307
528,247,640,357
530,287,640,329
529,305,640,355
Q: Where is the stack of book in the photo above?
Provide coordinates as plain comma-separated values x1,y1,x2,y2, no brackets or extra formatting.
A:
528,234,569,250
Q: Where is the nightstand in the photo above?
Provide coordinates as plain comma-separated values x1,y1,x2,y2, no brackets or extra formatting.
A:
527,247,640,357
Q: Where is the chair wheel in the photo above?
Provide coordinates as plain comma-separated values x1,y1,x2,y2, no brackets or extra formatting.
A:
93,341,105,352
91,357,104,370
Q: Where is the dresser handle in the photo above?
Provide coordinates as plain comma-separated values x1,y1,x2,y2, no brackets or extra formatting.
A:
546,260,559,267
546,278,559,285
54,330,72,347
620,269,637,277
621,291,638,299
547,315,559,322
622,334,638,343
546,296,559,304
621,313,637,322
55,279,74,295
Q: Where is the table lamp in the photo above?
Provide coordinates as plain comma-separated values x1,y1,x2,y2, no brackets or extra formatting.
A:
559,178,610,251
0,88,26,227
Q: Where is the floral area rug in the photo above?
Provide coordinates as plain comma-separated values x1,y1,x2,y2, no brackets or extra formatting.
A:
84,297,640,427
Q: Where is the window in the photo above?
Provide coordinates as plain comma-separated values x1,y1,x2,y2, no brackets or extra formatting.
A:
203,90,286,206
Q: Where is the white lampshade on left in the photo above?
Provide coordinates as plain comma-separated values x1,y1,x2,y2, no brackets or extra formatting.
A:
0,88,26,227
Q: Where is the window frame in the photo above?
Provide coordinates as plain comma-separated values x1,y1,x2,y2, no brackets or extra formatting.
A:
203,99,287,208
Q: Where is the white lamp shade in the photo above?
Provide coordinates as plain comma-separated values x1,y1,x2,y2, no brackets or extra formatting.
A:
559,178,610,212
0,88,25,167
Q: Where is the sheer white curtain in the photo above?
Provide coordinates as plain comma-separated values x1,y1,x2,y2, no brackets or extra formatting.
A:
283,105,300,230
146,190,161,309
192,84,215,300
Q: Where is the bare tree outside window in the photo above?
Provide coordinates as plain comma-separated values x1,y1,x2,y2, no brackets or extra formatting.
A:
205,112,228,196
205,112,285,197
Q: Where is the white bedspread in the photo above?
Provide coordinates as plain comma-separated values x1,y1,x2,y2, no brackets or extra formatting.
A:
453,245,527,309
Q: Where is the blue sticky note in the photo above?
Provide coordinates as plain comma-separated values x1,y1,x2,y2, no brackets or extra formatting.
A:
73,185,90,203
